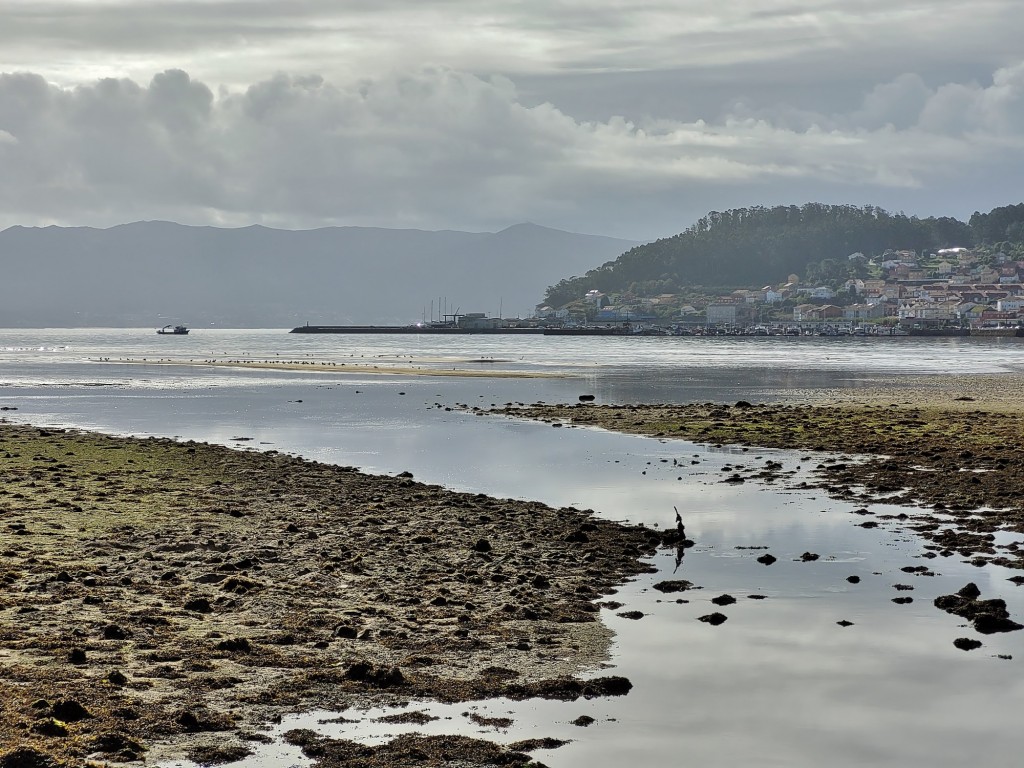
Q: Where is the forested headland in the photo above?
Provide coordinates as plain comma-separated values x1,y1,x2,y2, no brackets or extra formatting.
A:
544,203,1024,308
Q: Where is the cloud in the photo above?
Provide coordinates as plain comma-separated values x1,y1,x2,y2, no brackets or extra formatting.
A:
850,74,933,131
3,1,1020,93
0,62,1023,237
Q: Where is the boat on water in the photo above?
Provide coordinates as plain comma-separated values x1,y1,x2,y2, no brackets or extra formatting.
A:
157,325,189,335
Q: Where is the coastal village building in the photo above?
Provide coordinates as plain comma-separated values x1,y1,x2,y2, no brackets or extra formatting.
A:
956,303,986,322
535,305,570,320
595,306,658,323
899,300,959,322
792,304,817,322
996,298,1024,312
842,303,887,321
980,310,1020,324
794,304,843,322
706,302,740,325
458,313,503,330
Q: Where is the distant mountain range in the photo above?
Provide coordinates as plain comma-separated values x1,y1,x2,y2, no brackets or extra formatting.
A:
0,221,637,327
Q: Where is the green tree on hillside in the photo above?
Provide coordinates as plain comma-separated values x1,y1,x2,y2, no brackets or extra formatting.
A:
544,202,1004,307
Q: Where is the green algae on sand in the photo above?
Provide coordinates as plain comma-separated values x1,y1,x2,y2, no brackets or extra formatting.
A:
0,421,659,766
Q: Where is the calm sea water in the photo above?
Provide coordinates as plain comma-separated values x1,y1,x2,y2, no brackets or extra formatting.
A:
2,329,1023,768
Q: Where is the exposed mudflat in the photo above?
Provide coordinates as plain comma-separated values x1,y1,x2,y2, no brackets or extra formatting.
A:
0,422,659,767
6,369,1024,766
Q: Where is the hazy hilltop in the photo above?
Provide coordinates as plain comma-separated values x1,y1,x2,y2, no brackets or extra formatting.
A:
0,222,636,327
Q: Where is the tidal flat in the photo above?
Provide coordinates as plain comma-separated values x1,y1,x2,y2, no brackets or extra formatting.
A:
4,331,1024,767
0,422,661,767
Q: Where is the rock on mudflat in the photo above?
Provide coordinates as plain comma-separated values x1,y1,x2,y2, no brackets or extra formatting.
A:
934,582,1024,634
653,580,693,593
0,748,57,768
102,624,130,640
184,597,213,613
51,699,92,722
953,638,983,651
698,612,728,626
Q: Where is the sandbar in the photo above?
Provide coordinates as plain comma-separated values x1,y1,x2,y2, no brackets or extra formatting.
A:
101,358,566,379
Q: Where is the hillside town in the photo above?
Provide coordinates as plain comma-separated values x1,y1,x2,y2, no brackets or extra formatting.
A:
535,246,1024,334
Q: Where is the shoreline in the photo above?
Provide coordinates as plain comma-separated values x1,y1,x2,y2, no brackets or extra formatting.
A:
95,358,568,379
0,422,659,766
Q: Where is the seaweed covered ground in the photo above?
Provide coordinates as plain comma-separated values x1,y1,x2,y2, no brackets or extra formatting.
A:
0,422,662,767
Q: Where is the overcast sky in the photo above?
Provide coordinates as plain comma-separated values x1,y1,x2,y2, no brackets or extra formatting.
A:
2,0,1023,240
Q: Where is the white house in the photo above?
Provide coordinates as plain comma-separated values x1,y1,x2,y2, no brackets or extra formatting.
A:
792,304,817,322
899,301,958,321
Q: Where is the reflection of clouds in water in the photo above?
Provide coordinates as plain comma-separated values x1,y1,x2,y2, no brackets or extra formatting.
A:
598,596,1024,767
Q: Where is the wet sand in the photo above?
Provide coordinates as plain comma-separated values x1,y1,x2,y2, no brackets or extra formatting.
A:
0,422,657,766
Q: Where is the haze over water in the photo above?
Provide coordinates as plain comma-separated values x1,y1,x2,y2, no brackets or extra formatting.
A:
3,328,1024,767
